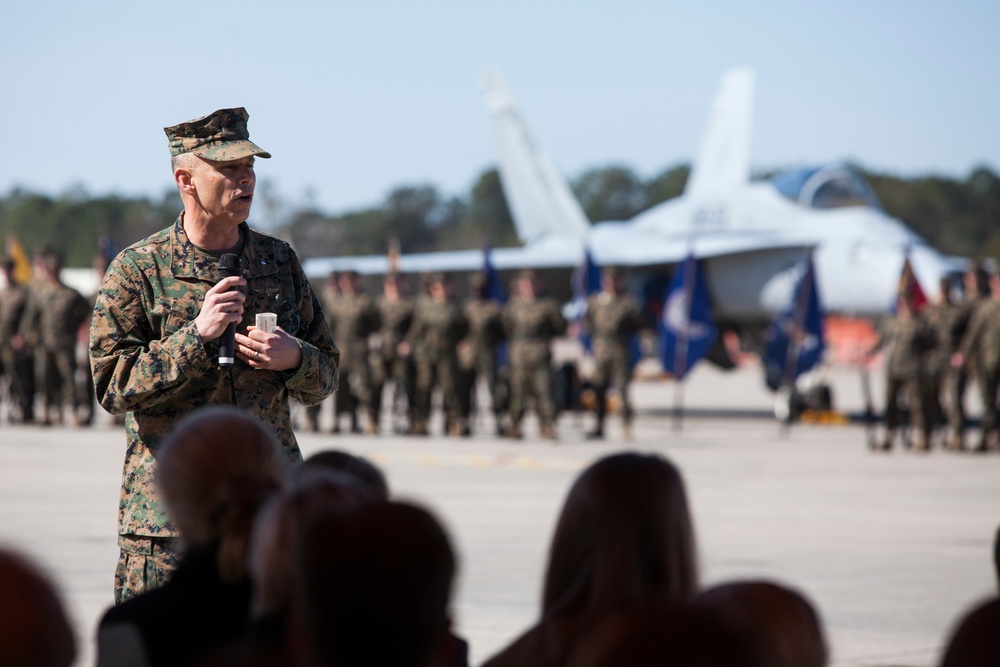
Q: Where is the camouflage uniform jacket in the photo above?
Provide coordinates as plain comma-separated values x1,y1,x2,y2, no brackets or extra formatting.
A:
326,291,380,372
90,217,339,537
871,312,937,379
958,298,1000,369
584,291,645,360
375,296,414,362
460,298,504,368
503,296,567,367
19,281,91,351
924,300,968,372
0,282,29,345
408,298,468,362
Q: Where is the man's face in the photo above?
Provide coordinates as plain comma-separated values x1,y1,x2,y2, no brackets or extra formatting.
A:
185,156,256,225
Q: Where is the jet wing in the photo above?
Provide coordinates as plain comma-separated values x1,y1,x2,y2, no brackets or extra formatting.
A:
302,231,810,280
301,235,585,279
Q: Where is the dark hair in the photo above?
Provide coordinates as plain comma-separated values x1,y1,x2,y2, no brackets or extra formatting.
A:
542,452,698,617
300,449,389,501
695,580,828,667
296,502,456,667
0,549,77,667
940,597,1000,667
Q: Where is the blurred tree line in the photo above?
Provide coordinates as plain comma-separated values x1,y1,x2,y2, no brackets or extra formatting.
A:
1,163,998,267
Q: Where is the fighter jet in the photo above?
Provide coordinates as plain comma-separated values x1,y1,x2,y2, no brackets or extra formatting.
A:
303,68,956,329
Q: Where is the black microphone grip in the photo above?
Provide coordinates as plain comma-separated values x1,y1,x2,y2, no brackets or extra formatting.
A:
217,253,241,367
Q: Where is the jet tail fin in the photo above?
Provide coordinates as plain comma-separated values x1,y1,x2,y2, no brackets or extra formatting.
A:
481,70,591,244
685,68,755,198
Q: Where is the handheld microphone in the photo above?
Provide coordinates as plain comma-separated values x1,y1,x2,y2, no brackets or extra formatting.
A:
217,253,241,367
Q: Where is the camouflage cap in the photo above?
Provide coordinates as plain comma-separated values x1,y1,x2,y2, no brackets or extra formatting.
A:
164,107,271,161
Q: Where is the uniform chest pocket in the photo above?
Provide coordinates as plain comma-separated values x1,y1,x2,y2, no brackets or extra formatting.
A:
252,285,299,335
161,296,202,335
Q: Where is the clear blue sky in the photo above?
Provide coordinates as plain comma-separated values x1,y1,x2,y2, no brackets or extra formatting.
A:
3,0,997,214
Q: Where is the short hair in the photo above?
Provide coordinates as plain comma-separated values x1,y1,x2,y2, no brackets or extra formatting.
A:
295,502,455,667
157,406,285,582
250,469,373,617
694,580,828,667
299,449,389,501
542,452,698,617
0,549,77,667
170,151,201,173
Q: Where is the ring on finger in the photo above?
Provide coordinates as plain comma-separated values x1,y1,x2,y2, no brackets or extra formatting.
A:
254,350,260,361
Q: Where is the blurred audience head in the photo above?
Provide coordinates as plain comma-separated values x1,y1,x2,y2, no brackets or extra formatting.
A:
0,548,76,667
694,580,828,667
158,406,285,583
251,468,374,618
293,501,456,667
542,451,697,618
940,597,1000,667
575,603,764,667
299,449,389,501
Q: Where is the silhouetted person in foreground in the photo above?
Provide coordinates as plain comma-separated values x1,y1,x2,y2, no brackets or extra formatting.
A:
299,449,390,501
694,580,828,667
0,549,76,667
483,452,698,667
97,406,285,667
291,501,461,667
574,604,765,667
939,597,1000,667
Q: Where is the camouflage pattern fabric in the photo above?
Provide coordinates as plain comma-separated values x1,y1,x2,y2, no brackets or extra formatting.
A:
584,290,645,427
408,296,468,432
90,217,339,539
20,281,91,420
0,281,33,420
925,297,972,440
870,311,938,444
115,535,183,604
503,296,566,429
325,290,380,427
373,295,415,424
957,298,1000,447
164,107,271,161
458,297,505,423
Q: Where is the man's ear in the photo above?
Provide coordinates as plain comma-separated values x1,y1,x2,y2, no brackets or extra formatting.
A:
174,167,196,195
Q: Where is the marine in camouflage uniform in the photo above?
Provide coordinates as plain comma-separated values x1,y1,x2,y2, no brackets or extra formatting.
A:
372,274,415,432
324,271,381,434
924,277,973,450
954,270,1000,452
868,296,938,451
19,249,92,426
406,273,468,436
503,270,567,440
90,108,339,603
583,268,645,440
458,273,507,435
0,259,34,423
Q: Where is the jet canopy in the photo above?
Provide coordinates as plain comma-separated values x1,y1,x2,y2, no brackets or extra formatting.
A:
771,164,882,210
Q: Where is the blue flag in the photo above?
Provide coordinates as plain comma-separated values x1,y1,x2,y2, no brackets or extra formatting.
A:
482,248,508,368
573,248,602,352
763,254,825,391
659,254,717,380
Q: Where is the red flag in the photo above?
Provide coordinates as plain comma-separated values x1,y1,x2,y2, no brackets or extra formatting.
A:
899,256,928,313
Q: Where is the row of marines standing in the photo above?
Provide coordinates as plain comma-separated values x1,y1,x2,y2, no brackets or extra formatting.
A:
0,251,95,427
305,266,644,441
870,261,1000,453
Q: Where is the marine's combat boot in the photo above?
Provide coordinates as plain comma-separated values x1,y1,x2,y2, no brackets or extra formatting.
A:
540,422,558,441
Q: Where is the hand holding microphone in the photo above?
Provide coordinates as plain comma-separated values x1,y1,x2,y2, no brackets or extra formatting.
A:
194,254,245,365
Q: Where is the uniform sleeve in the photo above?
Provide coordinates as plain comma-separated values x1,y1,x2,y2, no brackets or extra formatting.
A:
957,307,984,358
281,254,340,407
89,255,216,414
550,301,567,337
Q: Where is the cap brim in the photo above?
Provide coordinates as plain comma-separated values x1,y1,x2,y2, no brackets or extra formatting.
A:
192,139,271,161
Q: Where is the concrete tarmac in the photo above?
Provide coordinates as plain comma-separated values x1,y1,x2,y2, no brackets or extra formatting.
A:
1,362,997,666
